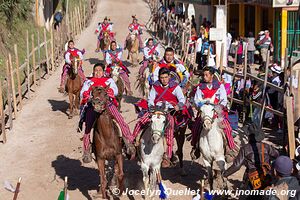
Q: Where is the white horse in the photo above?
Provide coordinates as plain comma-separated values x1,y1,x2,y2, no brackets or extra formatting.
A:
199,97,227,189
139,109,166,198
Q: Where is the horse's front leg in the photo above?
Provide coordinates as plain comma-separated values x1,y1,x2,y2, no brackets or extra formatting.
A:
115,154,124,195
97,159,108,199
68,93,74,119
174,127,187,176
141,162,150,191
74,91,80,115
213,156,227,190
203,159,213,190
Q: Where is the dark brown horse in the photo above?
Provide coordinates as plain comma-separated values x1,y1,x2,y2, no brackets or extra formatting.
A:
91,86,124,199
66,57,82,119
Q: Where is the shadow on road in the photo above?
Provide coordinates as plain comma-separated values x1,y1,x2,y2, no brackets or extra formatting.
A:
86,57,103,65
48,99,69,116
52,155,99,200
123,95,141,105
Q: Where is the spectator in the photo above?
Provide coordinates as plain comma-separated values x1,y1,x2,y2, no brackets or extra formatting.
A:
236,36,244,66
54,10,63,31
250,81,263,127
226,32,232,59
258,30,272,65
247,32,256,66
224,123,279,193
266,156,300,200
191,15,197,29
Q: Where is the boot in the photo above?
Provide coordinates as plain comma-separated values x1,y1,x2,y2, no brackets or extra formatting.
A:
123,138,136,160
190,146,200,160
58,85,65,93
161,153,173,168
82,145,92,163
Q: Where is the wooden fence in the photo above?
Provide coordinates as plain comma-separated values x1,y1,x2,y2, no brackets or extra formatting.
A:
0,0,97,144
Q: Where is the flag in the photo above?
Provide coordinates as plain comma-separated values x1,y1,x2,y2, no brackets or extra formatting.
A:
58,190,69,200
158,182,168,199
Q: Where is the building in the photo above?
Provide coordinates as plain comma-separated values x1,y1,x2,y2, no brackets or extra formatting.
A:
172,0,300,65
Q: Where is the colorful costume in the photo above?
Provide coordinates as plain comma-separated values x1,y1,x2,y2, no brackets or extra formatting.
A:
153,58,190,87
132,80,190,158
79,77,133,152
105,49,132,94
60,48,86,88
139,43,160,76
95,22,115,41
127,22,144,50
192,80,235,149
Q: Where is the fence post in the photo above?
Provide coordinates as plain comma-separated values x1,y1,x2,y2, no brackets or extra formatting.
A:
8,54,17,119
230,48,238,106
286,96,295,159
26,30,31,98
37,30,41,85
50,28,55,71
14,44,22,110
6,60,13,130
0,81,5,143
259,51,270,127
83,2,86,28
44,28,50,75
31,34,37,89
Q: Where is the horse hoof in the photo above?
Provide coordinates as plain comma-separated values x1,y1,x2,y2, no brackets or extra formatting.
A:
82,152,92,163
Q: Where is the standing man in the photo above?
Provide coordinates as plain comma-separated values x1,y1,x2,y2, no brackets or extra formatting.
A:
259,30,272,65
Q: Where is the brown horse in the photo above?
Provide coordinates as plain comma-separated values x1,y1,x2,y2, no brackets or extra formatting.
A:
100,31,111,58
91,85,124,199
125,32,140,67
66,58,82,119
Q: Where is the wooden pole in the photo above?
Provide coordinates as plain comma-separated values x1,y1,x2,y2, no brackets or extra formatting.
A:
242,44,248,122
259,50,270,127
64,177,68,200
6,60,13,130
50,28,55,71
230,48,238,106
12,177,22,200
26,30,31,99
31,34,37,89
286,96,295,159
37,30,41,85
14,44,22,110
44,28,50,75
219,42,224,73
8,54,17,119
0,81,5,143
83,2,86,28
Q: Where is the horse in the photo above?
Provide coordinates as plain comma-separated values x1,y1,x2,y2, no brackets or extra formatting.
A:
91,85,124,199
139,108,167,198
65,57,82,119
111,65,125,110
125,32,140,68
136,60,157,98
100,31,111,58
198,96,227,190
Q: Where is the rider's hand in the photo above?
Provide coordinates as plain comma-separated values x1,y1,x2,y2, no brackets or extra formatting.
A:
174,105,180,111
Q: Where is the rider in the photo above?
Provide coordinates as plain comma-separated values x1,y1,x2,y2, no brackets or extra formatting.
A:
105,41,132,95
95,17,114,52
139,38,160,77
153,47,189,88
127,15,144,50
79,63,134,163
59,40,86,93
132,67,188,167
191,66,235,160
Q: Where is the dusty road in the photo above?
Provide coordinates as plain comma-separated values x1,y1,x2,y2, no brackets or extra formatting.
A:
0,0,245,199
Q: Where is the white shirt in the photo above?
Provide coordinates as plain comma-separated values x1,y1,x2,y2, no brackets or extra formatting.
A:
96,23,113,33
65,49,83,64
80,78,118,100
105,50,123,65
196,37,202,53
143,45,160,60
148,82,186,109
194,83,228,107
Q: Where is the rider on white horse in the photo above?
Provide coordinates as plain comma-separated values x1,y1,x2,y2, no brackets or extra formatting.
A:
139,38,160,77
132,67,187,167
59,40,86,93
105,41,132,95
191,66,235,159
95,17,114,52
152,47,189,88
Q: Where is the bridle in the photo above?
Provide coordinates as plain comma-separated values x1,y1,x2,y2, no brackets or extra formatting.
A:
151,111,167,137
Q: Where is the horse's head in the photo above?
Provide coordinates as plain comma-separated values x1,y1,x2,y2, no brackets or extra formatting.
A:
150,102,168,144
111,65,120,82
200,95,217,130
130,32,137,41
70,56,81,75
91,85,109,113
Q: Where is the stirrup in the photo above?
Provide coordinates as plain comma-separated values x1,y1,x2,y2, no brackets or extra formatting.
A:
161,153,173,168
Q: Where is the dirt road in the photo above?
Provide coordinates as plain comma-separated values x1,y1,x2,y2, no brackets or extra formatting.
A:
0,1,244,199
